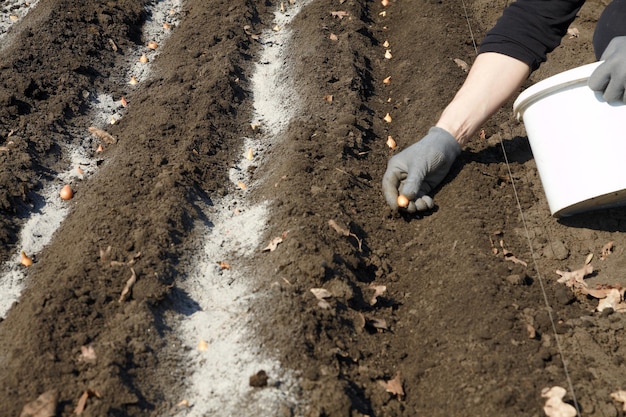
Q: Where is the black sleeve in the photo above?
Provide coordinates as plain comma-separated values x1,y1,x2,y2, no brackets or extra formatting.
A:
479,0,586,71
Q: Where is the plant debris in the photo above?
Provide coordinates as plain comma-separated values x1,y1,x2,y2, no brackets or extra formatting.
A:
74,389,101,415
79,345,97,362
567,27,579,38
555,263,593,288
378,373,404,398
330,10,349,19
499,240,528,267
453,58,469,72
88,126,117,144
249,370,269,388
541,386,577,417
328,219,363,251
310,288,333,309
20,390,58,417
600,241,614,260
118,268,136,303
263,235,285,252
611,390,626,411
369,284,386,305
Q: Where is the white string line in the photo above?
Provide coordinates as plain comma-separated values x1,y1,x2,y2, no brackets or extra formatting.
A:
459,1,581,414
499,135,581,417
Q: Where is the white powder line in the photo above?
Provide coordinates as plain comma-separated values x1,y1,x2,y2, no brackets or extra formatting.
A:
0,0,40,50
0,0,182,319
169,1,311,415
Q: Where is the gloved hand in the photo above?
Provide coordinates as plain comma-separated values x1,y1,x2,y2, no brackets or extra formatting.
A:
382,126,461,213
589,36,626,103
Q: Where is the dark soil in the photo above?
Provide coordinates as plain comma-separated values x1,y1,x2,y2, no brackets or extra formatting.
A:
2,0,626,416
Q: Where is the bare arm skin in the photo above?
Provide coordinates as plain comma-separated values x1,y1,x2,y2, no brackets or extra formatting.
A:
435,52,531,146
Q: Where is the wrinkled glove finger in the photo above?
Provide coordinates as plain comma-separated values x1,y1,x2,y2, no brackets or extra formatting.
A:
382,168,405,209
399,170,428,201
588,62,611,92
414,195,434,211
602,78,626,103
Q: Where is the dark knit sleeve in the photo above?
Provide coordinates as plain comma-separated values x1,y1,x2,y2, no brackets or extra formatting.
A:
479,0,586,71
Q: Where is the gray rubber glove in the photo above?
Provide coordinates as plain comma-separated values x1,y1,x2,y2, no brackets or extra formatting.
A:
589,36,626,103
382,126,461,213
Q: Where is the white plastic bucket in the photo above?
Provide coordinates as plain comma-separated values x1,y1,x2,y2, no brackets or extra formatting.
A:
513,61,626,217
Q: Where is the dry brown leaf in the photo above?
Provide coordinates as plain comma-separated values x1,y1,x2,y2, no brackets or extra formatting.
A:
330,10,349,19
369,284,387,305
366,316,388,331
556,263,593,288
328,219,363,251
499,240,528,267
542,386,577,417
79,345,97,362
310,288,333,300
600,241,614,260
453,58,470,72
597,288,626,312
88,126,117,145
263,236,283,252
20,390,58,417
379,373,404,397
119,268,137,303
99,247,112,263
74,389,101,415
611,390,626,411
567,27,580,38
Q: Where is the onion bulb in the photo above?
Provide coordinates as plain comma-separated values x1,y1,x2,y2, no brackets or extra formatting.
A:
397,195,409,208
20,251,33,267
383,113,392,123
147,41,158,49
139,54,149,63
60,184,73,200
163,22,172,30
381,0,389,6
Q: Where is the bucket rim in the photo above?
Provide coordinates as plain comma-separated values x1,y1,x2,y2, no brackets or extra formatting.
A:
512,61,602,121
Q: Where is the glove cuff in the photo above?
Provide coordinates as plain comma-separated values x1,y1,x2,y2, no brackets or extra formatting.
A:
428,126,462,158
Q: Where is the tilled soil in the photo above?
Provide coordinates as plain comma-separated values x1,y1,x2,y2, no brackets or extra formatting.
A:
2,0,626,416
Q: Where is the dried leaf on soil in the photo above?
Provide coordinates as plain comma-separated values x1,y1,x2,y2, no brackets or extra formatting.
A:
20,390,57,417
328,219,363,251
542,386,577,417
74,389,101,415
330,10,349,19
596,288,626,312
600,241,614,260
88,126,117,144
79,345,97,362
369,284,386,305
310,288,333,300
263,236,283,252
365,316,388,332
453,58,470,72
379,373,404,397
611,390,626,411
499,240,528,267
555,263,593,288
118,268,136,303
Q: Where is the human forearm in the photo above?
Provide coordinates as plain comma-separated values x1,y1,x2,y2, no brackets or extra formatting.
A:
436,52,530,146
